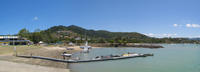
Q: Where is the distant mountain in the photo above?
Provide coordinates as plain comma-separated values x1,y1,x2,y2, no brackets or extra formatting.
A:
189,38,200,40
18,25,200,44
45,25,149,39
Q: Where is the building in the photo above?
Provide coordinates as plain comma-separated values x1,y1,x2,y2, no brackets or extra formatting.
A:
0,35,32,45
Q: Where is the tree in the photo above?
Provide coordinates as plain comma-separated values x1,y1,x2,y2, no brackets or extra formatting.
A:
18,28,30,38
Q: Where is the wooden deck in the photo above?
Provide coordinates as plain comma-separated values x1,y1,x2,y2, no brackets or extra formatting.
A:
17,54,153,63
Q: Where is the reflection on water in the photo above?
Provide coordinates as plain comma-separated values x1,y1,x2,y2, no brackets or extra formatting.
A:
69,44,200,72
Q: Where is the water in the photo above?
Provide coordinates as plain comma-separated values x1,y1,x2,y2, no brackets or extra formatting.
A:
69,44,200,72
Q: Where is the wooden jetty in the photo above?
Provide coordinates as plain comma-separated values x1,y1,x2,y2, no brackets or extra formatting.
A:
17,54,153,63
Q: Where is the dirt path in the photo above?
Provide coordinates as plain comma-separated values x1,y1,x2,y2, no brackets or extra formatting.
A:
0,60,70,72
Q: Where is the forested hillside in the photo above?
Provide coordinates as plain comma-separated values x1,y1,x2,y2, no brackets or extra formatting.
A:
18,25,200,44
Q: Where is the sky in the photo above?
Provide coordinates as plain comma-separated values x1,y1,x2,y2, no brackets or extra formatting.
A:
0,0,200,38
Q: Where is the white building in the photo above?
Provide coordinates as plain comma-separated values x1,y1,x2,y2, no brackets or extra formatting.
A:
0,35,31,45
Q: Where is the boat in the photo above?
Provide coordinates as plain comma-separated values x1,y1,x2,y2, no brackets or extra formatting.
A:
80,41,92,53
61,52,72,57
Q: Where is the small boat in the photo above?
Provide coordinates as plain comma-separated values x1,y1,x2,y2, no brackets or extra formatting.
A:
61,52,72,57
80,41,92,53
66,48,74,50
80,41,92,49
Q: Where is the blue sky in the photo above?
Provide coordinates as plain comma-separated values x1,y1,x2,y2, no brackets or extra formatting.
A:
0,0,200,38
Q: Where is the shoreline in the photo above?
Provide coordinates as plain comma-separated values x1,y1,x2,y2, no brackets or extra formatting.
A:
88,43,164,48
0,46,81,72
0,44,163,72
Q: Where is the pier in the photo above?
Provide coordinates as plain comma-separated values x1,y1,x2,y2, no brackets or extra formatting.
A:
17,54,153,63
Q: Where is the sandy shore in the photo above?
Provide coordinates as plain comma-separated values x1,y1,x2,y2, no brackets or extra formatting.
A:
0,44,162,72
0,46,82,72
0,60,70,72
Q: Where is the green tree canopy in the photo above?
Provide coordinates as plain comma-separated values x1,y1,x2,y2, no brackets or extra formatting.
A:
18,28,30,38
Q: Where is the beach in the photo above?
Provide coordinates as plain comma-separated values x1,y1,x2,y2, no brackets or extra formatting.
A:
0,45,82,72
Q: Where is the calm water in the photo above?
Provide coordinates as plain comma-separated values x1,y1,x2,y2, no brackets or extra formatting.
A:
69,44,200,72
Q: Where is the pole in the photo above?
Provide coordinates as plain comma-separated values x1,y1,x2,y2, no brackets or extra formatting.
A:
13,35,17,56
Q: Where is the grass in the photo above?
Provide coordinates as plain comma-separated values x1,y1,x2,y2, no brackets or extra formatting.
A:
0,45,41,55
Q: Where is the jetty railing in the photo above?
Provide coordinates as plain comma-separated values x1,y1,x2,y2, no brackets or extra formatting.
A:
17,55,70,63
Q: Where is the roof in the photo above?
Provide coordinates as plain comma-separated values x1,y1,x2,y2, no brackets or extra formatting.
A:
0,40,30,42
0,35,19,39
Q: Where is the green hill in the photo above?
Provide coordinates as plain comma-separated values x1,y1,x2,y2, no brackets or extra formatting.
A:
46,25,149,39
18,25,200,44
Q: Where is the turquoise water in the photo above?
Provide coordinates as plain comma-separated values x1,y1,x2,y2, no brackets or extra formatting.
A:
69,44,200,72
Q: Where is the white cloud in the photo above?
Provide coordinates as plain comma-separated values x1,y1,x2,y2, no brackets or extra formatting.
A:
180,35,200,38
33,16,38,21
144,33,177,38
173,24,178,27
173,24,183,27
186,24,191,27
162,33,177,37
144,33,155,37
186,24,200,28
173,23,200,28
